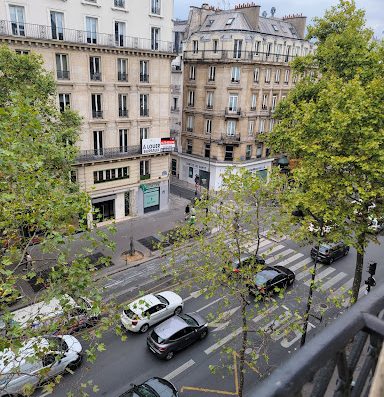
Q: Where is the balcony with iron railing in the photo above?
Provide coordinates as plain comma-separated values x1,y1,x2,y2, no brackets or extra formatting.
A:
119,109,128,118
57,70,70,80
92,110,103,119
220,133,241,144
140,108,149,117
117,72,128,82
0,20,174,53
139,74,150,83
75,145,141,163
252,283,384,397
90,72,102,81
184,49,298,64
225,107,241,117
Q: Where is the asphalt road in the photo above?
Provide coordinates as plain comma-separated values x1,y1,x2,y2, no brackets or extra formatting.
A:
44,233,384,397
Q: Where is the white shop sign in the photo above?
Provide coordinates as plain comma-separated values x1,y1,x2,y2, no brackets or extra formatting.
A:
142,138,161,154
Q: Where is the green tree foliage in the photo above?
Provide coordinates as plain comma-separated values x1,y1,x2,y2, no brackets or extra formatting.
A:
268,0,384,305
165,169,292,397
0,46,114,395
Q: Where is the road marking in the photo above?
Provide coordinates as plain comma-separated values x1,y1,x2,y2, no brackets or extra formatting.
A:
262,244,286,256
288,257,313,272
265,248,294,264
332,278,353,298
304,267,336,286
164,359,195,381
273,252,304,267
252,305,279,323
296,263,325,281
208,306,241,332
196,297,224,313
204,327,242,355
180,386,237,395
244,239,272,253
184,288,206,302
320,272,347,290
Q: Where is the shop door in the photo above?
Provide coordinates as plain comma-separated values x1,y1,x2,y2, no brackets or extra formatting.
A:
143,187,160,213
93,199,115,222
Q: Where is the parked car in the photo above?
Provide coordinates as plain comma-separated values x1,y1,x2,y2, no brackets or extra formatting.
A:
222,253,265,274
121,291,183,333
249,265,295,297
147,312,208,360
0,335,82,396
119,377,178,397
310,242,349,264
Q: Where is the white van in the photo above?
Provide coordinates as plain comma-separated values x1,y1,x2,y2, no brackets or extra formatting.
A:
0,334,82,396
1,295,99,335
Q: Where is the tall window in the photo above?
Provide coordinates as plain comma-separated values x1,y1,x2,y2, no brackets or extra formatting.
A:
256,143,263,158
208,66,215,81
56,54,69,79
118,94,128,117
227,120,236,136
265,68,271,83
284,69,290,84
276,44,282,61
233,39,242,59
187,91,195,107
140,160,150,178
58,93,70,112
140,127,149,140
285,46,291,62
228,95,238,112
115,21,126,46
275,69,280,83
246,145,252,160
272,95,277,110
90,56,101,80
151,27,160,50
205,119,212,134
266,42,272,58
186,140,193,154
151,0,160,15
140,60,149,82
93,130,103,155
86,17,98,44
231,67,240,83
262,94,268,110
50,11,64,40
269,118,275,132
251,93,257,110
119,129,128,152
189,65,195,80
140,94,149,116
186,116,193,132
205,143,211,158
206,91,213,109
225,145,234,161
259,119,265,133
253,67,259,83
213,39,218,53
254,41,261,55
91,94,103,118
9,5,25,36
192,40,198,54
117,58,128,81
248,120,254,136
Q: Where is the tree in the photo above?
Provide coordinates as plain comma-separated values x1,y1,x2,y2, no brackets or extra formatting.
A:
0,46,114,395
268,0,384,305
165,168,290,397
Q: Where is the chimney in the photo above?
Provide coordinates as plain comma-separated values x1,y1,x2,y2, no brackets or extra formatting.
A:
282,13,307,39
240,3,260,30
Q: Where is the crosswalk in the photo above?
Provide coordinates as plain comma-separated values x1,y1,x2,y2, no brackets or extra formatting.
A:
234,235,366,306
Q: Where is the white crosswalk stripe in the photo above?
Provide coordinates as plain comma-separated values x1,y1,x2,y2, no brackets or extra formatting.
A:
266,248,295,264
304,266,335,286
288,257,313,272
273,252,304,268
296,263,324,281
244,239,273,253
320,272,347,290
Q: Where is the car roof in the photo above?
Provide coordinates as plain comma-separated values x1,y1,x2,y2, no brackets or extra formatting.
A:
255,269,279,282
154,315,187,339
129,294,160,315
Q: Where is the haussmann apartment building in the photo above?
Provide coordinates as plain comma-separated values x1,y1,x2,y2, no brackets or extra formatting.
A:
0,0,175,222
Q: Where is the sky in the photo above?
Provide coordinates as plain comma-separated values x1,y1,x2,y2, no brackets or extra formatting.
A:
173,0,384,38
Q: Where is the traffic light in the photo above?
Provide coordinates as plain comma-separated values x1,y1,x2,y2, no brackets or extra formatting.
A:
368,262,377,275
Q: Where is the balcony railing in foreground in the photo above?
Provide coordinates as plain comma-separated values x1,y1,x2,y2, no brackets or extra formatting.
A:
75,145,141,163
252,283,384,397
0,20,173,53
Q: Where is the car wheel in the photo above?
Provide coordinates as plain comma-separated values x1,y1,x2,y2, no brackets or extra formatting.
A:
165,351,174,360
329,258,334,264
140,323,149,333
200,330,208,340
67,354,83,371
174,306,182,315
344,249,349,256
289,278,294,285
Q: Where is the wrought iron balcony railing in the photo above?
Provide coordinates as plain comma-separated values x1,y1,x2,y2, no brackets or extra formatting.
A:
90,72,102,81
220,133,241,143
225,107,241,117
119,109,128,117
75,145,141,163
140,73,149,83
92,110,103,119
117,72,128,81
57,70,70,80
0,20,174,53
252,283,384,397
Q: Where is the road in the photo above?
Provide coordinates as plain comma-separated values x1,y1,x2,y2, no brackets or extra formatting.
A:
45,233,384,397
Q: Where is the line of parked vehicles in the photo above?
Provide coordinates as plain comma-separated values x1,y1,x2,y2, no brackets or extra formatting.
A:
0,240,352,397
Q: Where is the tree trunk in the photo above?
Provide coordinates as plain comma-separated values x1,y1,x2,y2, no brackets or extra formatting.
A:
238,298,248,397
350,233,365,305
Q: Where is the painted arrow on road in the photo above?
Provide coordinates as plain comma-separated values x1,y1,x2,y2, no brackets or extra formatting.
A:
208,306,241,332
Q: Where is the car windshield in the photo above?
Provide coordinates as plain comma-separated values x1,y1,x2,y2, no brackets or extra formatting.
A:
134,384,157,397
254,270,278,285
150,330,166,344
154,294,169,305
178,313,198,327
319,245,330,254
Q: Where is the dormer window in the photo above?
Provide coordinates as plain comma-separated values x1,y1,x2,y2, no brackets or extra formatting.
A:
226,18,235,25
272,24,279,31
206,19,214,27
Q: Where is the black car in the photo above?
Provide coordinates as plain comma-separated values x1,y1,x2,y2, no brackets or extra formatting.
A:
310,242,349,264
147,312,208,360
223,253,266,274
119,377,178,397
249,265,295,296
